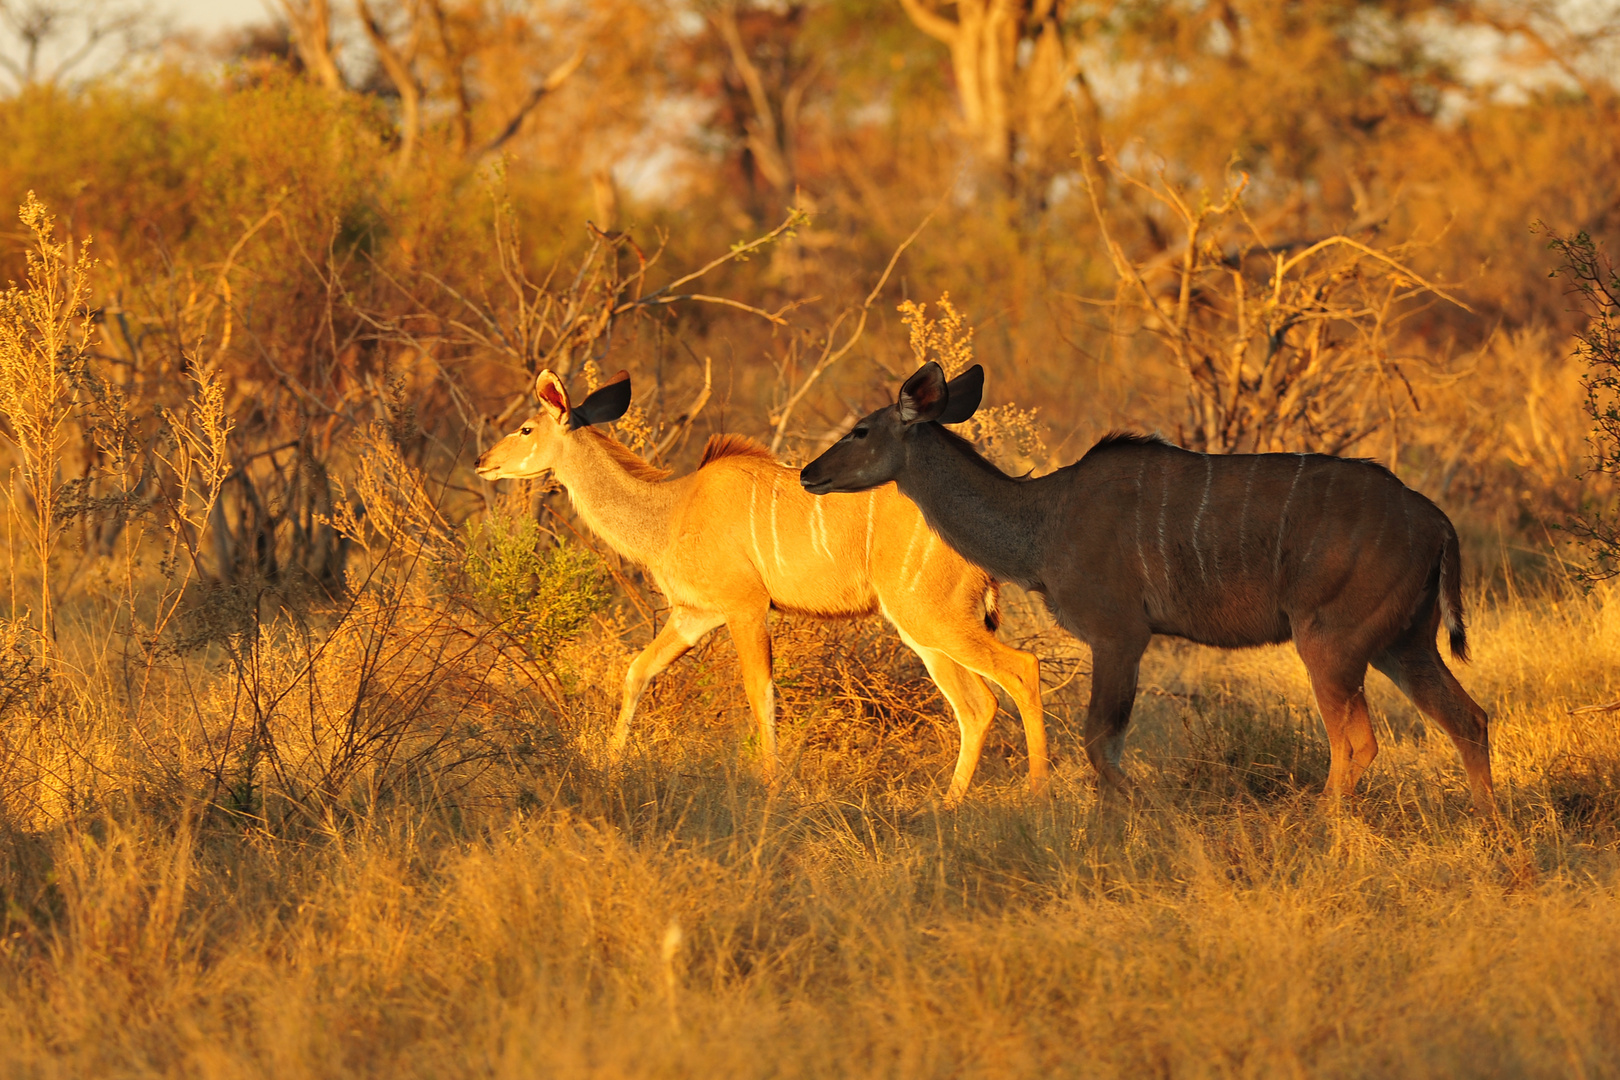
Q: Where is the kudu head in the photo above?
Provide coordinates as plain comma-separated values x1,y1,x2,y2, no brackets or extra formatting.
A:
799,361,983,495
474,369,632,480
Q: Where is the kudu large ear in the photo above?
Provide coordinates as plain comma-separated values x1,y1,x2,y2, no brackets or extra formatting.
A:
535,370,571,423
897,362,950,424
569,369,633,430
937,364,984,425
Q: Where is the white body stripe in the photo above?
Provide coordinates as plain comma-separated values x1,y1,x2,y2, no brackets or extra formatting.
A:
748,477,765,569
915,531,935,582
1133,462,1150,581
1191,454,1212,582
770,473,786,570
1237,456,1259,569
1302,468,1334,566
1275,454,1307,576
899,515,925,580
1156,455,1171,590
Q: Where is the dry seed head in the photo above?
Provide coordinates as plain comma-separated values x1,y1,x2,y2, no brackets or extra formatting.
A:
898,294,975,376
964,402,1048,475
895,294,1048,471
614,404,654,455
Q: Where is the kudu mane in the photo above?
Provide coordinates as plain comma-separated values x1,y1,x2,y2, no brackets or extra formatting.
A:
699,433,774,468
1081,429,1405,486
580,427,672,482
582,429,775,484
1081,430,1170,458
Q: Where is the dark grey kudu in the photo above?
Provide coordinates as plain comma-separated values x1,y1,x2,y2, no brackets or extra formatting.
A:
800,362,1495,814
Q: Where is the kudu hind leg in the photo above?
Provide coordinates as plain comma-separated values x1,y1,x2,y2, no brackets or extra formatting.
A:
1298,645,1378,802
892,617,1048,797
1375,642,1495,815
613,607,725,755
904,644,999,805
726,606,780,781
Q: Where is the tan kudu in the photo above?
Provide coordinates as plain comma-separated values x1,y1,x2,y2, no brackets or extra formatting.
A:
474,369,1048,803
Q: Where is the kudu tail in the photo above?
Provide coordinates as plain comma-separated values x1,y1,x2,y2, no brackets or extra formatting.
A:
1439,525,1470,663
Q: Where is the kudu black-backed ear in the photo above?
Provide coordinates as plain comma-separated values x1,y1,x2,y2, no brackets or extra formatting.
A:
937,364,984,425
568,370,632,429
897,361,950,424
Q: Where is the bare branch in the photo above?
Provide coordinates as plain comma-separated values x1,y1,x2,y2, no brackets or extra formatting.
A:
651,355,712,462
897,0,960,45
473,43,586,159
277,0,345,91
1276,236,1475,315
356,0,423,173
769,206,936,453
714,6,791,191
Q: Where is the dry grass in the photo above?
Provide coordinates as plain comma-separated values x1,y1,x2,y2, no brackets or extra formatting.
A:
1,568,1618,1079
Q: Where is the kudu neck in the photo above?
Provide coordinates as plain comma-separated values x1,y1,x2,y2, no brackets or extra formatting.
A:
896,426,1049,588
551,430,678,564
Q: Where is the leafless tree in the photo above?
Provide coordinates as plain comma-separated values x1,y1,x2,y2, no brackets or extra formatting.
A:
898,0,1087,182
341,0,589,165
275,0,345,91
0,0,152,91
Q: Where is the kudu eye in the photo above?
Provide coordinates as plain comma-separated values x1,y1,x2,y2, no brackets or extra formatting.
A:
520,426,533,436
851,427,870,440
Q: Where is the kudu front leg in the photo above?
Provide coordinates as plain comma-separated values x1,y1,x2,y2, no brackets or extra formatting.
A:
612,607,724,756
1084,640,1147,796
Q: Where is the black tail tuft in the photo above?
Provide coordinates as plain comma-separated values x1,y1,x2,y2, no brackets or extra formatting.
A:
1440,526,1470,663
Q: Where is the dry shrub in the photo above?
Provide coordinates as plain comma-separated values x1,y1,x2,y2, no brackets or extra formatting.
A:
1544,228,1620,581
1084,157,1472,457
0,193,93,651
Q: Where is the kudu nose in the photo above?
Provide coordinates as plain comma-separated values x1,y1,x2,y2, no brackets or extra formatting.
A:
798,463,827,494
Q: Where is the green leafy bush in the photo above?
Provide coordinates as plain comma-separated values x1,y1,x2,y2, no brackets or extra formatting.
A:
462,514,609,659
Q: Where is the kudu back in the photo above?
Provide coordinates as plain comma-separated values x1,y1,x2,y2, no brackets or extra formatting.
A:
801,362,1494,814
475,369,1047,804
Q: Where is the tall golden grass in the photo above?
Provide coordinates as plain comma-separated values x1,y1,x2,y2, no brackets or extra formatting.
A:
1,560,1618,1077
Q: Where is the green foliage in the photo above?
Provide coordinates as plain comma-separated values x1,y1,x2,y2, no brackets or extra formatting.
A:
1545,227,1620,581
462,514,609,659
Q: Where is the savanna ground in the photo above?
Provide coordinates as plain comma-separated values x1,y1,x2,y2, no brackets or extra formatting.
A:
5,0,1620,1075
3,565,1620,1078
